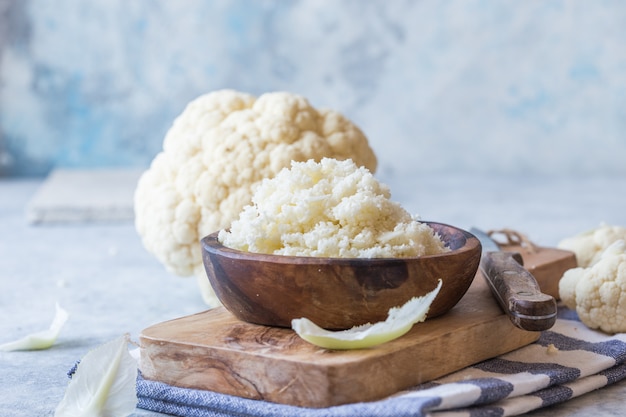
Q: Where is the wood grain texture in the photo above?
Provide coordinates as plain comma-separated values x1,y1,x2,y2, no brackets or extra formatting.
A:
140,275,540,408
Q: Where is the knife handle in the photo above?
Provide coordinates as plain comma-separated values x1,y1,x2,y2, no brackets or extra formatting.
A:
480,251,557,331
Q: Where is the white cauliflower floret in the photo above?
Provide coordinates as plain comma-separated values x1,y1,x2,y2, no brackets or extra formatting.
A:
219,158,448,258
558,223,626,267
134,90,377,305
558,240,626,334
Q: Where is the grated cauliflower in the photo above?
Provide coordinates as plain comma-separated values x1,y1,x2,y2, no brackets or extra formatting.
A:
134,90,377,305
219,158,448,258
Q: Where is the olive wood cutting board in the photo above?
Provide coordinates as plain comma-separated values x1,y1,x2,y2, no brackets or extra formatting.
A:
139,246,576,408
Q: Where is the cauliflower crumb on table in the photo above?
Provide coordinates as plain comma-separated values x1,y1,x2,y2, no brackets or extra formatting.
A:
546,343,560,355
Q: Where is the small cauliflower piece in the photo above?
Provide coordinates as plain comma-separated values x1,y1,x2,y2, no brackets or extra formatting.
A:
558,223,626,267
558,240,626,334
134,90,377,305
219,158,448,258
546,343,559,355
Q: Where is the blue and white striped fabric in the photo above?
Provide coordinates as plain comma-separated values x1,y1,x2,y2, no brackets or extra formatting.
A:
136,308,626,417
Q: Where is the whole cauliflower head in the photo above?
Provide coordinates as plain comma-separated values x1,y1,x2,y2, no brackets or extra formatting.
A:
134,90,377,305
559,240,626,334
558,223,626,268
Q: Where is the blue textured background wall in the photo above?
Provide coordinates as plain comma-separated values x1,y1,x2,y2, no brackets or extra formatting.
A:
1,0,625,179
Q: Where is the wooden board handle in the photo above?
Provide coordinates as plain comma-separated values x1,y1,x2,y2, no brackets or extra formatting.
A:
480,251,557,331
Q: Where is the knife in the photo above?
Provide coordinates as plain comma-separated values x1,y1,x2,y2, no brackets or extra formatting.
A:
470,228,557,332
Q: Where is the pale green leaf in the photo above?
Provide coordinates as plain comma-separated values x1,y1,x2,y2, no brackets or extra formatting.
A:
54,335,138,417
292,279,442,349
0,303,69,351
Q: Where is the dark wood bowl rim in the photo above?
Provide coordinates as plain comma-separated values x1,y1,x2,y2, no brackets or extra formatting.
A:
201,221,481,265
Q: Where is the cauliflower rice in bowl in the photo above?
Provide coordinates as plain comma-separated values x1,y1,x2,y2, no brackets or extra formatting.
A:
218,158,449,258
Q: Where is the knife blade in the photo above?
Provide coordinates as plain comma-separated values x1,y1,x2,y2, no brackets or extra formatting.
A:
469,228,557,331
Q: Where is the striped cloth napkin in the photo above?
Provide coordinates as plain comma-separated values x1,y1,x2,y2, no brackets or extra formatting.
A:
136,307,626,417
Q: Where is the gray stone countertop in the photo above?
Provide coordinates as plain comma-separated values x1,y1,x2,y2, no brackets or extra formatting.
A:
1,173,625,416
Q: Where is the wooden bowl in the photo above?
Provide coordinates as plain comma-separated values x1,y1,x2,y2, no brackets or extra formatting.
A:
201,222,481,329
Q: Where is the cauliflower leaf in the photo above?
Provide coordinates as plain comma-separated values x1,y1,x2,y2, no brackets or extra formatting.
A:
292,280,442,349
54,335,137,417
0,303,68,351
